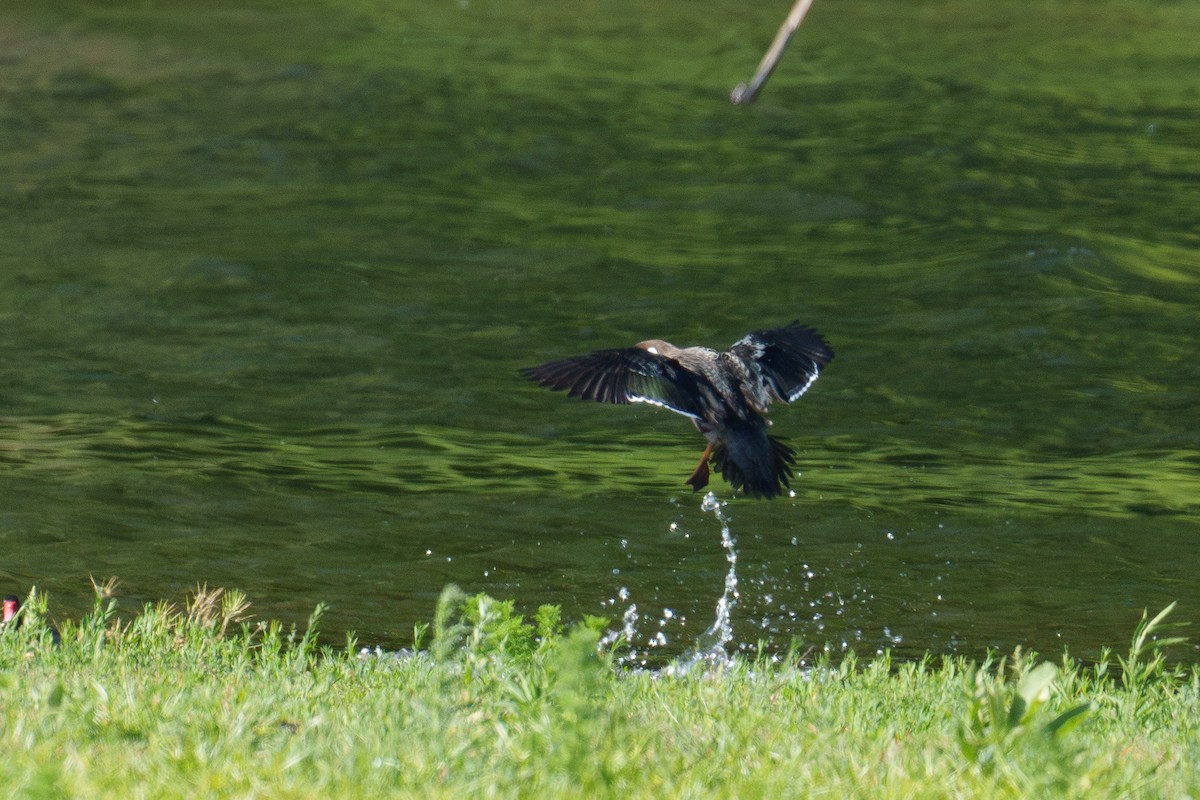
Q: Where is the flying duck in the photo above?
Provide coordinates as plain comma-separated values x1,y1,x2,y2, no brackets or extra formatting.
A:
521,321,833,498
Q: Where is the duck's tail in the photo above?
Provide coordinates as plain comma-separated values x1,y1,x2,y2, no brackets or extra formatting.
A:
711,420,796,499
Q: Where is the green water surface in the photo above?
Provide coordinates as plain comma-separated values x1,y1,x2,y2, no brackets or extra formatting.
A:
1,0,1198,662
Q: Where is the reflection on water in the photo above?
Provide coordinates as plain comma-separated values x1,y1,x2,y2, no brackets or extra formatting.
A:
4,415,1194,516
1,0,1199,663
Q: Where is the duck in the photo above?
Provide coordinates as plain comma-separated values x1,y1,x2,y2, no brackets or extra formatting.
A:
521,321,833,498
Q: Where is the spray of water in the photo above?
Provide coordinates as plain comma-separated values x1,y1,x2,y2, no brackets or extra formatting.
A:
601,491,743,670
673,491,739,671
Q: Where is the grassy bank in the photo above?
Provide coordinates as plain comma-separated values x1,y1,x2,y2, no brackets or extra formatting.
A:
1,587,1197,798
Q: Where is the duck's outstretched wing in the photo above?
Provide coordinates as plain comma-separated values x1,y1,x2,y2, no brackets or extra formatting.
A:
730,321,835,403
520,348,713,420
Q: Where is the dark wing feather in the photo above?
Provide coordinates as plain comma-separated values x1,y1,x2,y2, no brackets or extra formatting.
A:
520,348,712,420
730,321,834,404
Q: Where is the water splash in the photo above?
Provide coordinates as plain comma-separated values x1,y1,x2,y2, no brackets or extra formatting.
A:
675,491,739,671
598,586,640,654
604,492,740,671
619,602,639,644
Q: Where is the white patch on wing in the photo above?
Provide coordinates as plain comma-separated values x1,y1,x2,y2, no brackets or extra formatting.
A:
785,368,821,402
646,345,659,354
628,394,701,420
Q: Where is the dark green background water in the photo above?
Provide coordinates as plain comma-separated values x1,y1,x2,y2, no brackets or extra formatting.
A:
2,0,1197,662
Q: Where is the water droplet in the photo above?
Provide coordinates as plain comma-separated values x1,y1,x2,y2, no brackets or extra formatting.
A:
622,604,639,639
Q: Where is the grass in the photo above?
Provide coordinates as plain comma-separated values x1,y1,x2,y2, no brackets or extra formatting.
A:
2,585,1198,798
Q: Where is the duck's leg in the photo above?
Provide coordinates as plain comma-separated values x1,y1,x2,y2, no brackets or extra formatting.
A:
684,442,714,492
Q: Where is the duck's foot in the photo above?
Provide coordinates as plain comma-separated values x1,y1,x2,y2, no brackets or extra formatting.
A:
685,463,710,492
684,443,714,492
